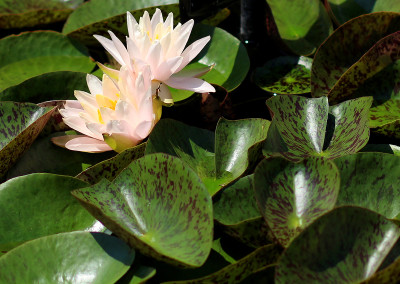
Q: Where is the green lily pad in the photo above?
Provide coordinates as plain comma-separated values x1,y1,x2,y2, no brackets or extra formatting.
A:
253,56,312,94
361,143,400,156
311,12,400,101
0,173,103,254
263,95,372,162
72,153,213,268
76,143,146,184
326,0,400,25
334,152,400,219
163,245,281,283
364,254,400,283
146,118,270,196
119,265,156,284
0,31,95,91
275,206,400,283
0,71,88,102
0,232,135,283
266,0,333,55
369,99,400,139
0,102,55,179
5,131,114,180
0,0,83,29
214,175,270,247
254,157,340,247
170,23,250,102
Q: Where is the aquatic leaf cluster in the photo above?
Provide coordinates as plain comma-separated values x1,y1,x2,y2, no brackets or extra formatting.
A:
1,0,400,283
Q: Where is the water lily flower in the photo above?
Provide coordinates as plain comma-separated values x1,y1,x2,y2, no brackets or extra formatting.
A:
52,65,161,153
94,8,215,104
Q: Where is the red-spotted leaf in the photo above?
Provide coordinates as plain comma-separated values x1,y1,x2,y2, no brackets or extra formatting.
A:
369,99,400,139
254,157,340,247
72,153,213,268
275,206,400,283
263,95,372,162
311,12,400,102
0,232,134,283
0,102,55,178
253,56,312,94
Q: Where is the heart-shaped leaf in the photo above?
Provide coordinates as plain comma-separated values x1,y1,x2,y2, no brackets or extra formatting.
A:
72,153,213,268
0,102,55,178
76,142,146,184
311,12,400,101
0,31,95,91
334,152,400,219
266,0,333,55
275,206,400,283
253,56,312,94
0,173,103,254
214,175,269,247
254,157,340,247
146,118,269,195
5,131,114,180
0,71,88,102
326,0,400,25
0,232,134,283
263,95,372,162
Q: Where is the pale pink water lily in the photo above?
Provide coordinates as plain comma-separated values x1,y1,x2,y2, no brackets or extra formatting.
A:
52,65,161,153
94,8,215,104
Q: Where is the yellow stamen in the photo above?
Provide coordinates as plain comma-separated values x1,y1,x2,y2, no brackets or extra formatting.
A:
96,94,117,110
97,109,104,124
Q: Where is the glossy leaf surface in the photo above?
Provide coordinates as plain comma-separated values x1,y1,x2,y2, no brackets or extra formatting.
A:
0,173,103,254
72,153,213,268
254,157,340,247
0,232,134,283
275,207,400,283
253,56,312,94
0,31,95,91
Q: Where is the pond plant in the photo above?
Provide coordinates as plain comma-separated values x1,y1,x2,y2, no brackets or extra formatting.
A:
1,0,400,283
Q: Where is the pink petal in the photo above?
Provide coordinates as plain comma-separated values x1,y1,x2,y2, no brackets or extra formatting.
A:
151,8,163,33
64,100,83,109
63,116,102,140
171,19,194,57
94,34,125,66
51,135,112,153
165,76,216,93
151,81,173,104
163,12,173,29
155,56,183,81
108,31,131,66
145,42,162,74
127,37,142,59
173,64,214,78
134,120,153,139
176,36,210,72
86,74,103,95
127,12,139,39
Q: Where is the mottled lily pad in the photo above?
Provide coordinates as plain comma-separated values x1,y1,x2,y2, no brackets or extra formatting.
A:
266,0,333,55
254,157,340,247
0,31,95,91
146,118,270,195
311,12,400,102
334,152,400,219
0,102,55,178
263,95,372,162
72,153,213,268
0,232,134,283
326,0,400,25
253,56,312,94
76,143,146,184
275,206,400,283
0,173,103,255
369,99,400,139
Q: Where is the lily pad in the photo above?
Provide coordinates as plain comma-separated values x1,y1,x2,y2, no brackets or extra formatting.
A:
334,152,400,219
369,99,400,139
0,71,88,102
361,143,400,156
326,0,400,25
72,153,213,268
145,118,270,195
263,95,372,162
254,157,340,247
266,0,333,55
0,102,55,179
0,232,135,283
0,31,95,91
311,12,400,101
275,206,400,283
0,173,103,254
214,175,270,247
253,56,312,95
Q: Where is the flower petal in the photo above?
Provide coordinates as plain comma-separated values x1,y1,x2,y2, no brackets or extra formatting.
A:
176,36,210,72
165,76,216,93
94,34,125,66
155,56,183,81
173,64,214,78
86,74,103,95
63,116,103,140
108,31,131,66
51,135,112,153
127,11,139,39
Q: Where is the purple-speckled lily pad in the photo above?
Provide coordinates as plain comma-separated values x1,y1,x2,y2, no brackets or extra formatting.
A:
254,157,340,247
72,153,213,268
145,118,269,196
275,206,400,283
263,95,372,162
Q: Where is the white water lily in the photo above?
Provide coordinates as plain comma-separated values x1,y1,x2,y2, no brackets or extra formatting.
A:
94,8,215,104
52,65,161,153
